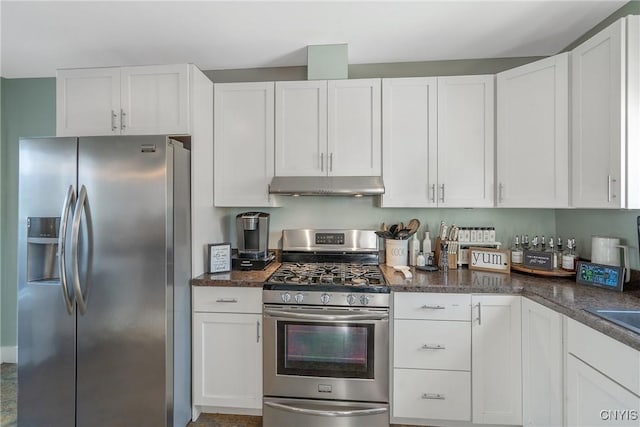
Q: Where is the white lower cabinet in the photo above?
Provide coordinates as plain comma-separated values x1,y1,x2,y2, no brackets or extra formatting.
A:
471,295,522,426
392,293,472,425
565,318,640,427
521,298,563,427
394,369,471,421
566,355,639,426
192,287,262,418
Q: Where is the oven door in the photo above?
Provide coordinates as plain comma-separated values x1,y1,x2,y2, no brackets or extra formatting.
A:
263,305,389,403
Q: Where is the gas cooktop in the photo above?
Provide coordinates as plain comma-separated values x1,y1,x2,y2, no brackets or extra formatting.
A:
263,262,389,293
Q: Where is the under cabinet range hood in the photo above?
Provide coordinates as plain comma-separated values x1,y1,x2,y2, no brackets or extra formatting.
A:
269,176,385,196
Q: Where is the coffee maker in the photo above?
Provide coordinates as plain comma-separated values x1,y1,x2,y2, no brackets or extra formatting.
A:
232,212,274,270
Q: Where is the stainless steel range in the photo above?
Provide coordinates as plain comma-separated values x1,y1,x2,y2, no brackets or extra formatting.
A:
263,229,390,427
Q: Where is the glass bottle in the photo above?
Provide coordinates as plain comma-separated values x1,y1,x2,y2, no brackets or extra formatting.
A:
408,233,420,266
416,252,426,267
531,235,539,251
561,238,578,272
549,237,558,269
439,241,449,271
523,234,530,250
488,227,496,243
510,235,523,265
556,237,563,269
540,235,546,252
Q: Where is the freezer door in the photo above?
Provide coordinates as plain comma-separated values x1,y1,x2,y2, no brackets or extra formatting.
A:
17,137,78,427
75,136,173,427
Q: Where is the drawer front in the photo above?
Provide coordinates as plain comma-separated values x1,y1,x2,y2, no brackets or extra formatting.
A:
394,320,471,371
567,318,640,395
393,369,471,421
394,293,471,321
193,286,262,313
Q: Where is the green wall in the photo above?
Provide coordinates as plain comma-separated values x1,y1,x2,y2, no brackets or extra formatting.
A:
1,78,56,348
556,210,640,270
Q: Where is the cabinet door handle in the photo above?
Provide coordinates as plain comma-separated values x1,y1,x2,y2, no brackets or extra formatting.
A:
421,304,445,310
329,153,334,172
498,183,504,203
440,184,445,203
111,110,118,131
257,320,261,343
430,184,436,202
421,344,446,350
608,175,617,202
475,302,482,325
421,393,445,400
215,298,238,303
120,109,126,130
320,153,324,172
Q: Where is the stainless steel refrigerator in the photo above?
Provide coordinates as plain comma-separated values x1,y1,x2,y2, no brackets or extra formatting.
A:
17,135,191,427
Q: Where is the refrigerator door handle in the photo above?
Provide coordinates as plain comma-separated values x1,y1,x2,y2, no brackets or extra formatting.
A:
71,185,93,315
59,185,76,314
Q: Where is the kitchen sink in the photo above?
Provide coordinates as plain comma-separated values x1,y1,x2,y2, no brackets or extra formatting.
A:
585,308,640,334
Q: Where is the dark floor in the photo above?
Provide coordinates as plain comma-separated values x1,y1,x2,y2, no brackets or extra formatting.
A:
1,364,412,427
1,364,17,427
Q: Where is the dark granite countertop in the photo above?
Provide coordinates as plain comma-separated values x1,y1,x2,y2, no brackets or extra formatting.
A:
192,264,640,351
192,262,280,287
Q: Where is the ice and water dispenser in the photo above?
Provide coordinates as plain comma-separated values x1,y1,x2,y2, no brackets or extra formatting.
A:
26,217,60,283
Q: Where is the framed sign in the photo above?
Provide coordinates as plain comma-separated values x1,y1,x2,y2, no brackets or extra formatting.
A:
469,247,511,274
207,243,231,273
523,250,554,271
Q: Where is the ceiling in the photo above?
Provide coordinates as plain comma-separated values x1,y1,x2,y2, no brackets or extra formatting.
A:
0,0,628,78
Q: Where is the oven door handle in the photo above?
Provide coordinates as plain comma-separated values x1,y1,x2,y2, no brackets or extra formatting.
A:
263,308,388,321
264,401,388,417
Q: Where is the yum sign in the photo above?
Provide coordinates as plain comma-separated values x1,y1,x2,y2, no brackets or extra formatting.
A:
469,247,511,274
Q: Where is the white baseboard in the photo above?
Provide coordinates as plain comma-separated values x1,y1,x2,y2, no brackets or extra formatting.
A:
1,346,17,363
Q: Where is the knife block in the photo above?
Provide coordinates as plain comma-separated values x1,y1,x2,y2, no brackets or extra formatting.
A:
435,237,458,270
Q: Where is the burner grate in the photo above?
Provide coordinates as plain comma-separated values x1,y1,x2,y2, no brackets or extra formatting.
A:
267,262,385,287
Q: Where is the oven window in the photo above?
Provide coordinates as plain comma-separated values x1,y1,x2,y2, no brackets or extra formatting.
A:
276,321,374,379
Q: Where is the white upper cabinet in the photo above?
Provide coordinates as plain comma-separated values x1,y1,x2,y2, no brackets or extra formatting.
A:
497,53,569,208
57,64,190,136
572,17,640,208
328,79,382,176
275,81,327,176
214,82,276,207
437,75,494,207
381,77,437,207
120,64,190,135
275,79,381,177
56,67,121,136
381,75,494,208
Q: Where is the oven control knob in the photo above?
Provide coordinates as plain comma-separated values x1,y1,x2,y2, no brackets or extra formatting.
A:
360,295,370,305
294,293,304,304
320,293,331,305
281,292,291,303
346,294,357,305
